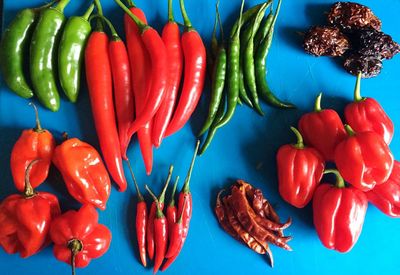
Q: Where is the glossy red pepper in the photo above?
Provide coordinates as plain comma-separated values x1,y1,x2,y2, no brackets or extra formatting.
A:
10,103,55,192
298,93,346,161
366,160,400,217
334,124,394,191
276,127,324,208
50,204,111,274
165,197,186,258
313,169,368,253
0,160,61,258
52,136,111,210
345,73,394,145
166,176,179,243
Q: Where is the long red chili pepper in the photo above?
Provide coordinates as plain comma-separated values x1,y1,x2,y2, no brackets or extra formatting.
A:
85,1,127,191
166,176,180,241
164,0,206,137
165,197,186,258
152,0,183,147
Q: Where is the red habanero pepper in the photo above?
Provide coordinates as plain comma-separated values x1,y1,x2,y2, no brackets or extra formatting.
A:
345,73,394,145
10,103,55,192
334,124,394,191
298,93,346,161
276,127,325,208
165,197,186,258
49,204,111,275
0,160,61,258
165,0,206,137
166,176,180,242
152,0,183,147
313,169,368,253
366,160,400,217
52,135,111,210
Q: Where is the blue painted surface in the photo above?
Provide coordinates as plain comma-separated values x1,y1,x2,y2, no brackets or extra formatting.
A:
1,0,400,274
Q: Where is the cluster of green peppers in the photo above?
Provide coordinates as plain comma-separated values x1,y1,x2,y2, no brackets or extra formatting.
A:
0,0,94,111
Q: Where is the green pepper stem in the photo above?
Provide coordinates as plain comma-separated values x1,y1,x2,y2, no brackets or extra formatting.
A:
232,0,245,38
33,0,58,11
68,239,83,275
168,0,175,22
90,14,121,40
344,124,356,136
24,159,39,198
54,0,70,13
354,72,363,102
114,0,147,32
290,127,304,149
182,140,200,194
314,93,322,112
177,197,187,224
145,185,165,218
168,176,180,207
94,0,105,31
127,159,144,202
82,3,95,20
323,169,345,188
159,165,174,204
179,0,192,29
216,0,224,42
126,0,135,7
29,102,43,132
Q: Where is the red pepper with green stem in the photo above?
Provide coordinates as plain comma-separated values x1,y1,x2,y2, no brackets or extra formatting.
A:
165,197,186,258
166,176,180,241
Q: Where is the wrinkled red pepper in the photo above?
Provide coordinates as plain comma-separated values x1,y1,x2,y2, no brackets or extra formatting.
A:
276,127,324,208
334,124,394,191
313,169,368,253
52,136,111,210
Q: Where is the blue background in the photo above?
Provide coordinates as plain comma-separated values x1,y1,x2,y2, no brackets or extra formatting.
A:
1,0,400,274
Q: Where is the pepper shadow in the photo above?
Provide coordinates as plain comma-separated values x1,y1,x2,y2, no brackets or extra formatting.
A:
305,3,332,26
279,26,305,53
208,177,237,214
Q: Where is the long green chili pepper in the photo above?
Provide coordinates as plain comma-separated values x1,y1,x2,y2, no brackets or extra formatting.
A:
238,67,253,107
210,2,219,59
255,0,295,109
58,4,94,103
254,8,273,51
0,1,55,99
30,0,71,111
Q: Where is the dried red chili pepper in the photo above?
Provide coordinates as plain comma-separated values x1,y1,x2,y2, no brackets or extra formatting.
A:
0,160,61,258
215,190,240,239
10,103,55,192
334,124,394,191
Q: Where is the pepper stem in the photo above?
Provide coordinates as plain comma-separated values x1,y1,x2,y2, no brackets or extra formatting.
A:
314,93,322,112
179,0,192,29
210,4,218,55
168,0,175,22
290,127,304,149
177,197,187,224
168,176,180,207
354,72,363,102
181,140,200,194
54,0,70,13
232,0,245,38
125,0,135,7
324,169,345,188
114,0,147,32
344,124,356,136
94,0,104,31
33,0,58,11
159,165,174,204
82,3,95,20
145,185,164,218
216,0,224,42
127,159,144,202
29,102,43,132
68,239,83,275
24,159,39,198
90,14,121,40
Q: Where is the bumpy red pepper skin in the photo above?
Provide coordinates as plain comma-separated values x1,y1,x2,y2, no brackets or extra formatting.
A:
52,138,111,210
366,160,400,217
313,183,368,253
50,204,111,268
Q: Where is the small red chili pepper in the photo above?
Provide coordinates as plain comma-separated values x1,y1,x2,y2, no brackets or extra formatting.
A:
334,124,394,191
277,127,325,208
165,0,206,137
345,73,394,145
166,176,180,242
0,160,61,258
165,197,186,258
52,135,111,210
10,103,55,192
49,204,111,275
366,160,400,217
298,93,347,161
313,169,368,253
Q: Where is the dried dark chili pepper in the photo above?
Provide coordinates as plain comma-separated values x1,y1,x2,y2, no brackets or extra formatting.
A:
343,53,382,78
354,29,400,60
303,26,350,57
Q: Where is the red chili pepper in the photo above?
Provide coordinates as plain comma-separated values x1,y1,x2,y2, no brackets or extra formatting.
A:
85,12,127,192
161,140,200,271
345,73,394,145
49,204,111,275
276,127,325,208
165,197,186,258
165,0,206,137
166,176,180,242
366,160,400,217
52,135,111,210
0,160,61,258
313,169,368,253
10,103,55,192
298,93,346,161
334,124,394,191
152,0,183,147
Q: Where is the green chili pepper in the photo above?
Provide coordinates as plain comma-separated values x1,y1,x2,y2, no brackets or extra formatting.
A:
30,0,71,111
210,3,219,60
58,4,94,103
254,8,273,51
255,0,295,109
238,65,253,107
0,2,55,99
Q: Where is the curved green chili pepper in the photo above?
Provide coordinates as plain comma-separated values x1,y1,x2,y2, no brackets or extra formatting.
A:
254,7,273,51
58,4,94,103
30,0,71,111
238,65,253,107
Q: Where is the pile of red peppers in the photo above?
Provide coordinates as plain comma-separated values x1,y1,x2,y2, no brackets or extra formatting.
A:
277,73,398,253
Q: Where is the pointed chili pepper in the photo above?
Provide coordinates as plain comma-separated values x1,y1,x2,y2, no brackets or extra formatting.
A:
49,204,111,275
52,134,111,210
334,124,394,191
0,160,61,258
165,197,187,258
10,103,55,192
298,93,347,161
366,160,400,217
313,169,368,253
277,127,325,208
166,176,180,242
345,73,394,145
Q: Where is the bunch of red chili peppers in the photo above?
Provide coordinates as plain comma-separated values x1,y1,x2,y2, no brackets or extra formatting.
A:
277,72,397,253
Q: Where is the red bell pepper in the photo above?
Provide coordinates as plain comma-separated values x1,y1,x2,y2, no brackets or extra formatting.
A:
50,204,111,274
366,160,400,217
276,127,325,208
334,124,394,191
52,136,111,210
0,160,61,258
313,169,368,253
298,93,346,161
345,73,394,145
